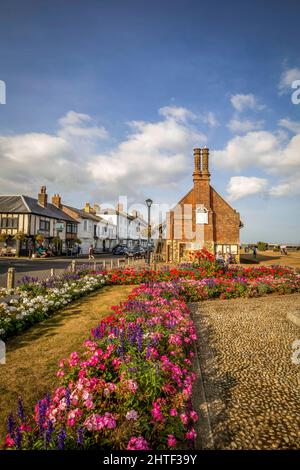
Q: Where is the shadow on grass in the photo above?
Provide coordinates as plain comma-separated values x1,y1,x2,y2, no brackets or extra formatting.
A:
6,287,112,352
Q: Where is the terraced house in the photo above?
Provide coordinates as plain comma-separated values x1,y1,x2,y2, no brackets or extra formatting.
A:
0,186,78,256
165,147,242,262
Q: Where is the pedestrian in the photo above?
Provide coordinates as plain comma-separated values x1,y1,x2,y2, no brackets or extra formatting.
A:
224,251,231,269
77,244,81,257
253,246,257,259
216,251,225,267
88,245,95,260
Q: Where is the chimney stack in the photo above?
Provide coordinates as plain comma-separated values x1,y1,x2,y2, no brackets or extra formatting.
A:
201,147,210,177
52,194,62,208
84,203,96,214
193,148,201,183
38,186,48,207
116,203,124,213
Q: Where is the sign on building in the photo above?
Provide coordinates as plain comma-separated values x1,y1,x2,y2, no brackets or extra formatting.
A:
55,223,64,232
196,206,208,224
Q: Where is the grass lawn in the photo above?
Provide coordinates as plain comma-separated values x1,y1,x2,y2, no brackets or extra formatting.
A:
240,250,300,269
0,285,134,441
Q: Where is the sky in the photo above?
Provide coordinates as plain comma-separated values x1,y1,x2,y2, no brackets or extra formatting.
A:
0,0,300,243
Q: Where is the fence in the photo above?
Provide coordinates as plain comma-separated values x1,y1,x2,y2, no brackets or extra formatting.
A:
3,256,157,289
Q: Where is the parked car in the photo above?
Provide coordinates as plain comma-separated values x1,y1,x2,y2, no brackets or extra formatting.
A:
112,245,127,255
132,246,146,259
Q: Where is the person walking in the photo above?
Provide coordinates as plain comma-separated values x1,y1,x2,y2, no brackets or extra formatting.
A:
88,245,95,260
216,251,225,267
253,246,257,259
224,251,231,269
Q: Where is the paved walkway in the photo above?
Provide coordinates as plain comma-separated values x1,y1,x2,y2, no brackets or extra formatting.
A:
192,294,300,449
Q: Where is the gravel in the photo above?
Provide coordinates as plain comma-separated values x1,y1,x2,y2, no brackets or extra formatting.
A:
192,293,300,449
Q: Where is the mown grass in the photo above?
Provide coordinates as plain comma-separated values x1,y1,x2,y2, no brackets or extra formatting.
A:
0,285,134,441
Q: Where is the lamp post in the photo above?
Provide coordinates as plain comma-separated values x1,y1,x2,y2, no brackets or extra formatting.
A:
145,198,153,264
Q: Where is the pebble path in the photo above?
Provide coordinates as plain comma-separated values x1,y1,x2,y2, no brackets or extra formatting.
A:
193,294,300,449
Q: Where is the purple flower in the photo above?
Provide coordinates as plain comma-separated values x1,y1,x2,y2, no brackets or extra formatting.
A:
7,413,15,437
57,427,66,450
17,397,25,421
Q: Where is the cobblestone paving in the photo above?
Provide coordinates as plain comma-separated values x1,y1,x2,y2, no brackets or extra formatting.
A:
193,294,300,449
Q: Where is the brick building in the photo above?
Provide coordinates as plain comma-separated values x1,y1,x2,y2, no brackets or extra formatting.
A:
165,147,242,262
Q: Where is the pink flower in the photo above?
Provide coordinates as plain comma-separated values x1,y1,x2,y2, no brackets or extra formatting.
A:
167,434,177,447
190,411,198,422
126,410,138,421
170,408,178,417
186,428,197,440
180,413,188,425
127,436,150,450
5,434,15,448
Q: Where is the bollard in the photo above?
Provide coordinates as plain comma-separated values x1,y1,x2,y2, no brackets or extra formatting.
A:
50,268,55,277
94,261,97,271
117,259,120,268
7,267,15,289
110,259,113,270
71,259,76,273
103,260,106,270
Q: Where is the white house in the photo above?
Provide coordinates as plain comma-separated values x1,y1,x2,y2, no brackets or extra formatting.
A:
97,204,148,248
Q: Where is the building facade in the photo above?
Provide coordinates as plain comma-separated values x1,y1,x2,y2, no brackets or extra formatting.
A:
0,187,78,256
98,204,148,248
165,147,242,262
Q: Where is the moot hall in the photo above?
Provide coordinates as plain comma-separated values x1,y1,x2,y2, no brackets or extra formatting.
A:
164,147,242,262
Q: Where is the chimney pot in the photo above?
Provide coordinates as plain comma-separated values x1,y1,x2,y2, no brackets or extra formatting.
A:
38,186,48,207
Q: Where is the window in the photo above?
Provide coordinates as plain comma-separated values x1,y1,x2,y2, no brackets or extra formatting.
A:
0,215,18,229
83,220,88,231
39,219,50,231
94,225,97,237
66,223,77,234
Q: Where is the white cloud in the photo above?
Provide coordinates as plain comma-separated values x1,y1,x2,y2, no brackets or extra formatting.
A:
58,110,108,141
202,112,219,127
230,94,264,113
278,118,300,134
0,106,207,200
227,118,264,133
278,68,300,94
158,106,196,122
270,176,300,197
88,106,206,196
227,176,268,201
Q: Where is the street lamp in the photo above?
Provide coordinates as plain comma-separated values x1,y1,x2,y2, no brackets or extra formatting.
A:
145,198,153,264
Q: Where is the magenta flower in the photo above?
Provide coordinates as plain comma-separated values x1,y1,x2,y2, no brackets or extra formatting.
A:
127,436,150,450
167,434,177,447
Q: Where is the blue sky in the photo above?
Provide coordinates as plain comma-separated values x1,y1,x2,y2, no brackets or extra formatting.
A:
0,0,300,243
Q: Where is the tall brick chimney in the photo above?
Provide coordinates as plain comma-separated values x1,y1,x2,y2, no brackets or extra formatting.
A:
52,194,62,208
193,148,201,183
201,147,210,177
199,147,211,208
38,186,48,207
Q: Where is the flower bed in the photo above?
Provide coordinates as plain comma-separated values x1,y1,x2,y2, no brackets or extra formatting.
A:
5,283,198,450
0,274,107,340
178,275,300,301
